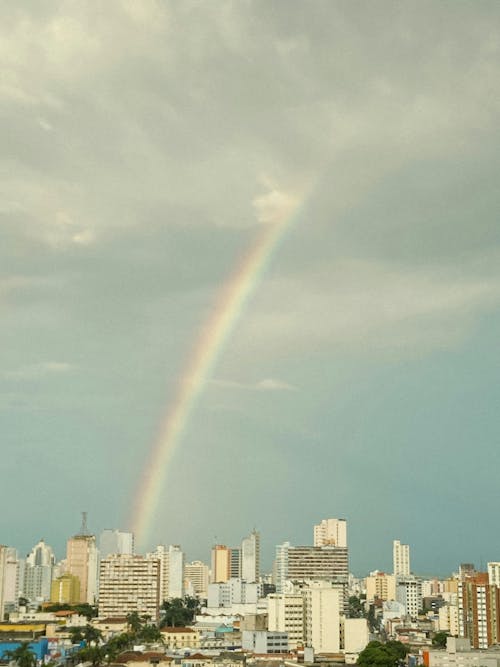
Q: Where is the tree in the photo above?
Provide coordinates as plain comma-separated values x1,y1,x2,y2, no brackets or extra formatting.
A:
348,596,366,618
76,646,105,667
104,633,134,663
161,597,200,627
5,643,37,667
357,640,409,667
432,632,449,648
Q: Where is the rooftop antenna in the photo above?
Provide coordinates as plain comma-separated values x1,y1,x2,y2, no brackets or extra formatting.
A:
79,511,89,536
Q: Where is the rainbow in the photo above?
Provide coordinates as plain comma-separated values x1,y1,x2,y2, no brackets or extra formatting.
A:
130,185,310,549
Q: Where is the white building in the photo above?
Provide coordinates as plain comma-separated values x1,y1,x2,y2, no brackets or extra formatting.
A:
303,582,341,654
207,578,258,608
342,618,369,654
273,542,290,594
148,544,185,601
393,540,410,577
242,630,289,654
314,519,347,548
267,593,304,649
396,577,422,618
99,554,160,621
99,529,134,559
23,539,56,602
241,531,260,584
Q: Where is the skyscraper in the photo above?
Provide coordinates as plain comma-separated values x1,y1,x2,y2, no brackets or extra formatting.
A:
393,540,410,577
241,530,260,583
66,524,98,605
99,529,134,559
211,545,230,583
99,554,160,621
23,539,55,602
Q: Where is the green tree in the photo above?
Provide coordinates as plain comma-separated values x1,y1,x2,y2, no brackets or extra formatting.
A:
5,643,37,667
104,633,134,663
76,646,106,667
161,597,200,627
432,632,449,648
357,640,409,667
348,596,366,618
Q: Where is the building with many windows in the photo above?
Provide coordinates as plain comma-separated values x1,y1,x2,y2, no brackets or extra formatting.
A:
98,554,160,621
314,519,347,548
393,540,410,577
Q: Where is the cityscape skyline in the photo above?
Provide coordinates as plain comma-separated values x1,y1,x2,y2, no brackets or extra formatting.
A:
1,2,500,580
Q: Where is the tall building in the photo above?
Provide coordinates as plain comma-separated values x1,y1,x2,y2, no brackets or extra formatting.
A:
241,530,260,583
267,592,304,649
99,554,160,621
0,546,7,621
99,529,134,559
230,548,241,579
184,561,209,598
458,574,500,649
287,546,349,582
211,545,230,583
23,539,55,602
273,542,291,594
3,548,21,613
304,582,341,653
147,545,185,601
313,519,347,548
487,563,500,587
396,577,422,618
66,533,98,604
393,540,410,577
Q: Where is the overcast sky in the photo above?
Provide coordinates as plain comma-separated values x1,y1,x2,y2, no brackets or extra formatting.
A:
1,1,500,575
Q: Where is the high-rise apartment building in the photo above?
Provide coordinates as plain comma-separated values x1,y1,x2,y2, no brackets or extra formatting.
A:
393,540,410,577
66,534,98,604
487,563,500,587
230,548,241,579
267,592,304,649
147,545,185,601
241,530,260,583
365,572,396,602
23,539,55,602
211,545,231,583
273,542,291,594
287,546,349,582
99,529,134,559
313,519,347,548
396,577,422,618
99,554,160,621
458,574,500,649
184,561,209,598
304,582,341,653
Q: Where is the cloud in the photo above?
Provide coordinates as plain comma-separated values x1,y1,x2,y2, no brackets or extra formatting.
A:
3,361,75,380
211,377,297,392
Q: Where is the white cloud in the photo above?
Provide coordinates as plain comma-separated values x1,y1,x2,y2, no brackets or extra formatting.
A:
211,377,297,392
3,361,75,380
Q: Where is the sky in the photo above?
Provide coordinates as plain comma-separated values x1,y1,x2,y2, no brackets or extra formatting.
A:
1,1,500,577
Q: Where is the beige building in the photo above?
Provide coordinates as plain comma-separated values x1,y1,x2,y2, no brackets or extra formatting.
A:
313,519,347,548
66,534,98,604
98,554,160,622
185,561,209,598
342,618,369,655
393,540,410,577
161,627,200,650
366,572,396,602
267,593,304,649
211,546,230,583
303,582,341,654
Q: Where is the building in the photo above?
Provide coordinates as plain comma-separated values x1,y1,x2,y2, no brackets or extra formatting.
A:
3,549,21,613
66,534,98,604
185,561,209,598
242,630,289,654
458,574,500,649
211,546,231,584
23,540,55,602
241,531,260,584
393,541,410,577
273,542,290,594
314,519,347,548
425,637,500,667
396,577,422,618
267,593,304,649
147,545,184,601
50,573,81,604
160,627,200,651
229,549,241,579
366,572,396,602
303,582,341,653
207,579,258,608
487,563,500,587
98,554,160,622
99,530,134,559
342,618,369,655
